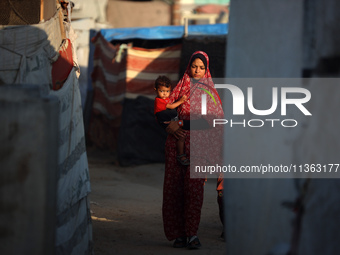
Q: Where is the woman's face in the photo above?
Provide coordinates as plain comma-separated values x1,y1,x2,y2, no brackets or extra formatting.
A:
190,58,206,80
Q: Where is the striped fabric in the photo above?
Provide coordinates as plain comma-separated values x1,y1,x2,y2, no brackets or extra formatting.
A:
50,68,93,255
89,32,182,151
126,45,181,95
89,32,125,151
91,32,126,119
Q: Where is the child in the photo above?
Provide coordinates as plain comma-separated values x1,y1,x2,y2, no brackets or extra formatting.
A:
154,75,189,166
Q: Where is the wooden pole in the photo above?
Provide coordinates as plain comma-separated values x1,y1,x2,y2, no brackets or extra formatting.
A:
40,0,44,21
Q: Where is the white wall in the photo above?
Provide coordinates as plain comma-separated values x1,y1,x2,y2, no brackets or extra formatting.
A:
71,0,108,23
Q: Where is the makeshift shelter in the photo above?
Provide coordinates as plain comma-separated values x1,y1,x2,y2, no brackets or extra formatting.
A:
0,2,92,254
87,24,228,166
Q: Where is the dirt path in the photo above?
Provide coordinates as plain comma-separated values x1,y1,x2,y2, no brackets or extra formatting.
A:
88,148,226,255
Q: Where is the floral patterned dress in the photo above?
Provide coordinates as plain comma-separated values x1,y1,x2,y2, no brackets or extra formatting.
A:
162,51,224,240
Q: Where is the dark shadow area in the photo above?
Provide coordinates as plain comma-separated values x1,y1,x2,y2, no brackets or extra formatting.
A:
111,38,182,49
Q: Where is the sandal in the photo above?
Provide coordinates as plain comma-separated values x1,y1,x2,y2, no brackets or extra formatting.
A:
187,236,201,249
173,237,187,248
177,154,190,166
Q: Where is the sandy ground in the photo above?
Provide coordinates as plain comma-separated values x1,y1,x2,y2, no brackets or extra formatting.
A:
87,148,226,255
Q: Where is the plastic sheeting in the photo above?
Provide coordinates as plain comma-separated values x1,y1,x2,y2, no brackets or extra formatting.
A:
99,23,228,41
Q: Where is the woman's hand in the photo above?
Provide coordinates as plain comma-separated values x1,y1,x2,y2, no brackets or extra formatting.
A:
165,121,186,139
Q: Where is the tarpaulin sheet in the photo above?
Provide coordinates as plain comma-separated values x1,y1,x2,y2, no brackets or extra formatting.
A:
88,32,125,151
99,23,228,41
125,44,181,95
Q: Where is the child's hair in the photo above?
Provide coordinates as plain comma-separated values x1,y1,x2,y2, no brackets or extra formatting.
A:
155,75,172,89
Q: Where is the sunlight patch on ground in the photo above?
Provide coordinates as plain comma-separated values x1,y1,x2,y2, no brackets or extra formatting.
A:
91,216,120,223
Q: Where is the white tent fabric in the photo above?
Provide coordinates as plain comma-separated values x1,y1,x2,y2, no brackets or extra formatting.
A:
0,12,93,254
50,68,91,215
0,11,61,85
50,68,92,254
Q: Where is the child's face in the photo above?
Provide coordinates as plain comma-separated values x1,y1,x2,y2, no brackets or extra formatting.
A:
156,85,171,99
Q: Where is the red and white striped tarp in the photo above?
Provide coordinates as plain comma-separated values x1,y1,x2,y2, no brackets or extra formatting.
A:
89,32,182,151
89,32,124,151
125,45,182,95
91,32,125,120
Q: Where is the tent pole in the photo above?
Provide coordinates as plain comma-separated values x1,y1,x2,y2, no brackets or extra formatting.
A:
184,17,188,37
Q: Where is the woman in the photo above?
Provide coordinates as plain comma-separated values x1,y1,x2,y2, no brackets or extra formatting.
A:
162,51,224,249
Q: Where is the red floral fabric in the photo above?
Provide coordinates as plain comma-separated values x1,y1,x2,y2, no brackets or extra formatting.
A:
162,51,224,241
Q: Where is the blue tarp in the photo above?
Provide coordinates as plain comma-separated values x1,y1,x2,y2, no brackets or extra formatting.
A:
99,23,228,41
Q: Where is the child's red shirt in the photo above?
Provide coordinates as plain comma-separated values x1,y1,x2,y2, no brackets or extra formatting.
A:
154,97,170,115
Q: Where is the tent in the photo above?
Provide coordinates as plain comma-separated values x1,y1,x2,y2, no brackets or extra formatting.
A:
0,7,92,254
86,23,228,166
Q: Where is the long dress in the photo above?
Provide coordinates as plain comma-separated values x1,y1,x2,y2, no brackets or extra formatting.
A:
162,51,224,240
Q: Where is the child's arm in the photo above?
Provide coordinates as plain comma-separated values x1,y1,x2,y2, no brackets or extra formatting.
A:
166,95,187,109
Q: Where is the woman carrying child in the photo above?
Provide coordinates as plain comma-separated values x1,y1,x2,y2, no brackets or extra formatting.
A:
162,51,225,249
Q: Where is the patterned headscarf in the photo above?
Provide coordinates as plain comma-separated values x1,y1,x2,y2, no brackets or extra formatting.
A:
169,51,223,119
170,51,225,175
